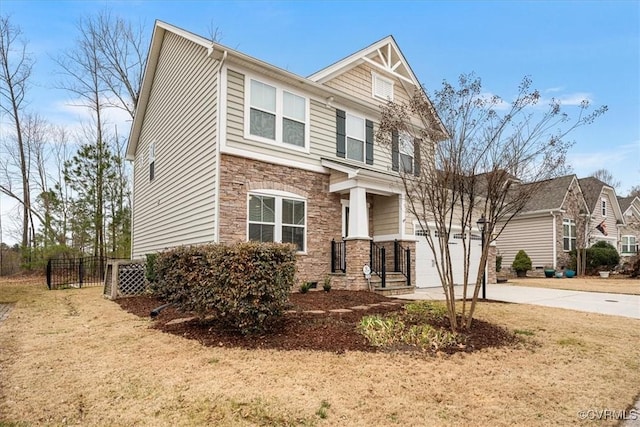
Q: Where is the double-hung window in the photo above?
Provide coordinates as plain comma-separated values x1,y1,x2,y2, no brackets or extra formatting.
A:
563,218,576,251
148,142,155,181
249,80,277,140
248,192,306,252
247,77,308,149
346,113,365,162
621,235,636,254
601,198,607,217
399,133,414,174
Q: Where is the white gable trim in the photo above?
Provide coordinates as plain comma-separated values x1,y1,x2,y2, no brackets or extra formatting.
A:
308,36,419,88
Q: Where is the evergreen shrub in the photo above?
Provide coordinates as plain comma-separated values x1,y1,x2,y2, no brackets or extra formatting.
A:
151,242,296,334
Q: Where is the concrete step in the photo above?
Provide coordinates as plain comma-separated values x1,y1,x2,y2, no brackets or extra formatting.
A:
373,285,416,296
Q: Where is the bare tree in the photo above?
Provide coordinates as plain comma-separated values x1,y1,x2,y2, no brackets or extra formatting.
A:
591,169,621,190
86,10,147,118
0,15,34,263
629,185,640,198
55,16,111,259
378,74,607,330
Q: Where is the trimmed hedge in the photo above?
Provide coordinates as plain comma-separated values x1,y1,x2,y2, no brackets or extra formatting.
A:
586,241,619,272
150,242,297,334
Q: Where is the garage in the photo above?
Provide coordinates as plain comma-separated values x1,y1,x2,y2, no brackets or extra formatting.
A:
415,226,483,288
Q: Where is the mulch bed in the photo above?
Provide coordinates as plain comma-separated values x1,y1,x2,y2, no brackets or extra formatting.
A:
116,291,518,354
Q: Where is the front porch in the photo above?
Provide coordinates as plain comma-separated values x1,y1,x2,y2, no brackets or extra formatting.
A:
330,238,415,295
321,159,416,295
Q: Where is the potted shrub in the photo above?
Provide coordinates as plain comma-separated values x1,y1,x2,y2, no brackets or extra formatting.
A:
512,250,532,278
586,241,620,277
543,265,555,278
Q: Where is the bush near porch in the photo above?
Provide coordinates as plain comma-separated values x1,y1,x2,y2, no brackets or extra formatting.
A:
150,242,296,334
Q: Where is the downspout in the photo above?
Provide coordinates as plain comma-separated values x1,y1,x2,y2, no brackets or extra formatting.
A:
211,48,227,243
551,211,557,269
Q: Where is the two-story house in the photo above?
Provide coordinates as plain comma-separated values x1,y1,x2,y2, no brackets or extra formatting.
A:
495,174,590,271
125,21,457,292
496,175,635,275
617,195,640,262
578,177,625,249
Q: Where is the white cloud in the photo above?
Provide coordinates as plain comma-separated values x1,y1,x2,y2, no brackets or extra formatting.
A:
477,92,511,111
544,86,565,93
48,98,133,139
555,92,593,106
570,141,640,194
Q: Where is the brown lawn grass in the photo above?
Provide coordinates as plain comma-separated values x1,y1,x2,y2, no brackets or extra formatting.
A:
508,276,640,295
1,277,639,426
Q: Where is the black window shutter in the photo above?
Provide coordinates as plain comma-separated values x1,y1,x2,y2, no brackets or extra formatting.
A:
413,138,421,176
391,131,399,171
365,119,374,165
336,109,346,158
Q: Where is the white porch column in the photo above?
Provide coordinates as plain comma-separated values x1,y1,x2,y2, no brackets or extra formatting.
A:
347,186,369,239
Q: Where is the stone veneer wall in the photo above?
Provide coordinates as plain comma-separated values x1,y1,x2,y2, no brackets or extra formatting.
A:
218,154,343,284
555,179,587,270
344,239,372,290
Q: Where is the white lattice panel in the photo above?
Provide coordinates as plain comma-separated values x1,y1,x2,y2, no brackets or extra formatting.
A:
103,259,148,300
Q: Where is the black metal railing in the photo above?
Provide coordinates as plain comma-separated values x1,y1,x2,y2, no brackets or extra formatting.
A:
331,239,346,273
46,256,107,290
370,241,387,288
393,239,411,285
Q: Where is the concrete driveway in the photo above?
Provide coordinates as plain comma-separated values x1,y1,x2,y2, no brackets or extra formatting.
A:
394,284,640,319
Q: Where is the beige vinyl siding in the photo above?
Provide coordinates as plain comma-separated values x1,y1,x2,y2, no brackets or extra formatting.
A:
496,215,554,269
225,68,397,173
323,63,412,106
132,31,219,258
227,69,323,167
372,194,400,235
308,99,337,159
620,201,640,253
589,191,619,245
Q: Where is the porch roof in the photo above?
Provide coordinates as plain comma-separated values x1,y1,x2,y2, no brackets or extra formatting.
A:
321,158,403,196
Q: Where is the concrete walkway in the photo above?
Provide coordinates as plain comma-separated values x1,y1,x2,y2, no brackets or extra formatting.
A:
393,284,640,319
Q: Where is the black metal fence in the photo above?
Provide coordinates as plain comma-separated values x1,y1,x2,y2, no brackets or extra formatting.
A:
393,240,411,286
46,256,107,290
331,239,346,273
370,241,387,288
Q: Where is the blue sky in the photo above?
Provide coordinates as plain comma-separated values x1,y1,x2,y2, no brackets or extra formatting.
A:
1,0,639,241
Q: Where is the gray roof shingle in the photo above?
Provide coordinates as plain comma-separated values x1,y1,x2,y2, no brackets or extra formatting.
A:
617,196,635,214
578,177,608,211
520,174,577,212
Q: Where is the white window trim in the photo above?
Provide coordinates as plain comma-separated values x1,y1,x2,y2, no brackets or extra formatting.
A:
148,141,156,182
243,73,310,153
371,71,394,101
398,132,414,174
246,190,307,254
601,197,607,217
345,112,366,163
562,218,576,252
621,235,636,254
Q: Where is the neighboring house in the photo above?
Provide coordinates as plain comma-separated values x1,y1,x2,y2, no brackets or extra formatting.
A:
578,177,624,250
125,21,458,292
495,175,590,271
617,195,640,261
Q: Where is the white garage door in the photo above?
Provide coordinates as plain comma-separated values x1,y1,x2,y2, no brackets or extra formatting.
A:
415,228,482,288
